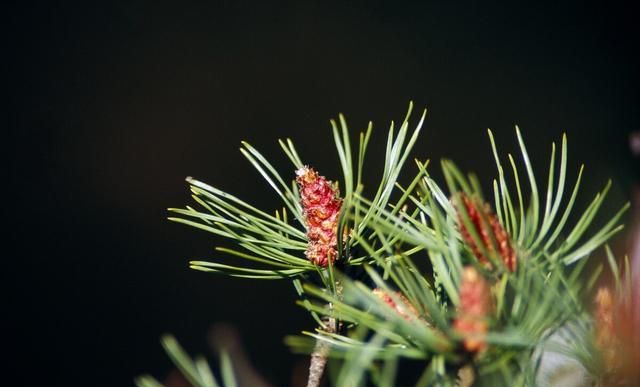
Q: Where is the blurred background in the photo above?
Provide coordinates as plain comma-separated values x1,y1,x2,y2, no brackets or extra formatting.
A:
6,1,639,386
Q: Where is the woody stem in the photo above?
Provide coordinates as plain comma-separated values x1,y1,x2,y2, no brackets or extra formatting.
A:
306,316,336,387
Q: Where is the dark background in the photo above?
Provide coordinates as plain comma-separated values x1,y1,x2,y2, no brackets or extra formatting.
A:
7,1,639,386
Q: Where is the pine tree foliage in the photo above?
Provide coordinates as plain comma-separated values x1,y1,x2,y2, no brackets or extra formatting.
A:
141,104,632,386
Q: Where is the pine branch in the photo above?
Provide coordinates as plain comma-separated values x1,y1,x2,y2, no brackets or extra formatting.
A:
306,316,337,387
154,105,631,386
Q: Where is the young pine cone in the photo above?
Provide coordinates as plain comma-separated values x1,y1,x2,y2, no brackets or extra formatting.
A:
372,288,421,321
296,167,342,267
456,193,516,272
453,266,492,353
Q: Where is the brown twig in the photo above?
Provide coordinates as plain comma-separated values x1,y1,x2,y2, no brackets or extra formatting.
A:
306,316,336,387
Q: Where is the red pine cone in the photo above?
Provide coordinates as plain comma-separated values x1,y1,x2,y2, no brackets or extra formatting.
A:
594,287,615,356
593,286,640,384
296,167,342,267
453,266,492,353
372,288,420,321
456,193,516,272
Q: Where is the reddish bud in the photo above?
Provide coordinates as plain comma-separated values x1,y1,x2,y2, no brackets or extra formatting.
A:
594,287,615,356
456,194,516,272
372,288,420,321
593,286,640,382
453,267,492,353
296,167,342,267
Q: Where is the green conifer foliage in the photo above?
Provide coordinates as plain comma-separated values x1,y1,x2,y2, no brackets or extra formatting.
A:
140,105,634,387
